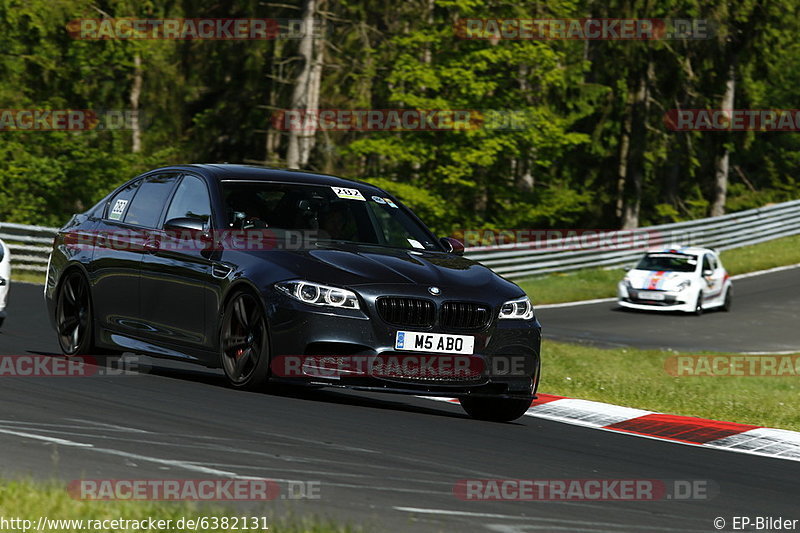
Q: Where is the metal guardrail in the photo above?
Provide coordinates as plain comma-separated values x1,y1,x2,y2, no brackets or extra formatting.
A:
465,199,800,279
0,222,58,273
1,198,799,277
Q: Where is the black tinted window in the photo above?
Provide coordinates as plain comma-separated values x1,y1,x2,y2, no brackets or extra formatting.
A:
124,174,179,227
221,181,439,250
106,179,142,221
165,175,212,228
636,253,698,273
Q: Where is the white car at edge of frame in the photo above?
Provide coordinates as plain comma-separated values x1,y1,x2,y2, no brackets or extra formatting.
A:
617,247,732,315
0,238,9,327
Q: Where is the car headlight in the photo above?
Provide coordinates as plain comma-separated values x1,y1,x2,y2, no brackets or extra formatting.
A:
676,280,691,292
275,280,360,310
499,296,535,320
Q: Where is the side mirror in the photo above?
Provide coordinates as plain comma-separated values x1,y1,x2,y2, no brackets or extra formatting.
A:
623,266,631,272
440,237,465,255
702,269,713,277
165,217,206,234
164,218,213,247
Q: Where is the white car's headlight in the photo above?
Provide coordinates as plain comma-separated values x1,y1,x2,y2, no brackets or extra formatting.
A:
276,280,360,310
676,280,691,292
499,296,535,320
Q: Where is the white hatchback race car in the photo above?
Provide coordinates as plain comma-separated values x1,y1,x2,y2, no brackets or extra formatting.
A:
617,247,732,315
0,238,9,327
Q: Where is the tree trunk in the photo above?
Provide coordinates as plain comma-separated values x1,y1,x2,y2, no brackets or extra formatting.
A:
516,63,534,192
710,62,735,217
286,0,324,169
129,53,142,154
615,95,632,220
666,143,680,209
265,40,285,166
620,60,652,230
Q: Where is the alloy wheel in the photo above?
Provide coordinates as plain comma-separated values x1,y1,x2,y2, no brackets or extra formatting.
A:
221,292,269,387
56,271,92,354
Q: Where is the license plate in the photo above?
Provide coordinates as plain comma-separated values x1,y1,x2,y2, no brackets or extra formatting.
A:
394,331,475,355
639,292,665,301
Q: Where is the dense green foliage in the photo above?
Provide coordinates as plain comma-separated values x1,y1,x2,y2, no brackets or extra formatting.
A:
1,0,798,231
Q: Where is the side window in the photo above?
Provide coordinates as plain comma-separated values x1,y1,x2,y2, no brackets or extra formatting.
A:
702,254,712,272
106,180,142,221
124,174,179,228
165,175,212,228
708,254,718,271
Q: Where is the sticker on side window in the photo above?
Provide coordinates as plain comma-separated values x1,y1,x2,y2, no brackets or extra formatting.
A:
109,199,128,220
384,198,398,208
331,187,366,201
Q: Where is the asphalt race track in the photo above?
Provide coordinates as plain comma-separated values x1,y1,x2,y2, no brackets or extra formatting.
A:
0,276,799,532
538,267,800,353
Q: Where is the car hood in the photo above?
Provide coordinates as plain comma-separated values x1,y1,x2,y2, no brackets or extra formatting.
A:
626,269,694,291
251,243,521,295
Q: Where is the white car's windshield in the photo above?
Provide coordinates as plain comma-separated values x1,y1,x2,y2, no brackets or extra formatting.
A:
635,253,698,273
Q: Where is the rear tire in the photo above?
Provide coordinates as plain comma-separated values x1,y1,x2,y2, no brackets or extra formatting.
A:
722,288,732,312
55,270,96,355
219,291,271,391
460,397,533,422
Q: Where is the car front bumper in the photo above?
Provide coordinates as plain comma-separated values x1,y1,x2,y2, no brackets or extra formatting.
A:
264,288,542,399
617,282,695,312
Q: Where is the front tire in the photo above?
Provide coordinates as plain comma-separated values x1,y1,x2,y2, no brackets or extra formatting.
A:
220,291,271,390
460,397,533,422
693,291,704,316
55,270,96,355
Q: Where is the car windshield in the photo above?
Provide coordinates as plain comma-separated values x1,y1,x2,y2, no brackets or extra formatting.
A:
635,253,698,272
221,181,440,251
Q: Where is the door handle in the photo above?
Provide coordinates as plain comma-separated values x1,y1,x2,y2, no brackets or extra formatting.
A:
143,239,160,253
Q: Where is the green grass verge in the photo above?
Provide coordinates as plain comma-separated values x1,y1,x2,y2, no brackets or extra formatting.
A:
10,270,46,284
720,233,800,275
519,233,800,304
543,339,800,431
0,479,357,532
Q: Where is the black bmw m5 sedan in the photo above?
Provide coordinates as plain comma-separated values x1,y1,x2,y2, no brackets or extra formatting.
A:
45,164,541,421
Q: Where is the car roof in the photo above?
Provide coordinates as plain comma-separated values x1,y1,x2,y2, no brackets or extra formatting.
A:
647,247,714,255
152,164,386,193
